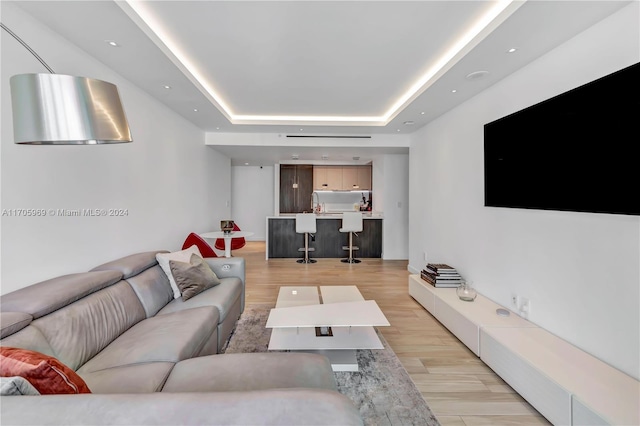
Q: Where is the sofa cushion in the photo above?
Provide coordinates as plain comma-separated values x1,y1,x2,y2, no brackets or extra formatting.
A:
0,324,57,359
162,353,337,393
156,246,203,299
170,254,221,301
78,306,219,374
0,270,123,319
0,376,40,396
1,390,364,426
156,277,242,322
79,362,175,394
91,250,168,279
123,265,174,318
91,251,174,318
0,347,91,394
29,281,146,371
0,312,33,339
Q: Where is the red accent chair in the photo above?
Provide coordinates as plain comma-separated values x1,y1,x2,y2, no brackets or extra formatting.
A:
214,223,246,251
182,233,217,258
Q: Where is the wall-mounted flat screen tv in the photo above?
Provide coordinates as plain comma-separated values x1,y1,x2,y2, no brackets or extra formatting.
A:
484,62,639,216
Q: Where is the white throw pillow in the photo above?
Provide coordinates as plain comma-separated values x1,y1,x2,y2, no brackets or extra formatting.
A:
156,245,203,299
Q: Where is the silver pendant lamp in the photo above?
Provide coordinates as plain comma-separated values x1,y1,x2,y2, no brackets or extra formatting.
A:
2,23,132,145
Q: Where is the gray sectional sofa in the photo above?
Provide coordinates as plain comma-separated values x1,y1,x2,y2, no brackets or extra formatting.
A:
0,250,363,425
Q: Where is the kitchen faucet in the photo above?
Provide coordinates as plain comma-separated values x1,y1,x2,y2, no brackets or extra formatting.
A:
311,191,321,213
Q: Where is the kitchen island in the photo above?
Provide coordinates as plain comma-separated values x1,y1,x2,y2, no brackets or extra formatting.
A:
266,214,383,259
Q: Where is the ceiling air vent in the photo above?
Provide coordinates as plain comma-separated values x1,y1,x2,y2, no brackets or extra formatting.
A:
285,135,371,139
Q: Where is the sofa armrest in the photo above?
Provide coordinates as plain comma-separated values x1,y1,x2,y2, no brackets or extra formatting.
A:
1,389,363,425
204,257,246,311
204,257,245,287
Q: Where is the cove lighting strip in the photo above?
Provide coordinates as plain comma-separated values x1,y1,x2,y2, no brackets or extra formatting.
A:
119,0,522,126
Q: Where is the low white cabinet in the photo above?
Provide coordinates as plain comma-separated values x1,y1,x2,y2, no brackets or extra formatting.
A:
481,327,639,426
408,274,533,355
408,274,640,426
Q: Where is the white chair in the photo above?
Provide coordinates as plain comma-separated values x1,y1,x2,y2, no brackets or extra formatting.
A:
295,213,317,264
340,212,363,263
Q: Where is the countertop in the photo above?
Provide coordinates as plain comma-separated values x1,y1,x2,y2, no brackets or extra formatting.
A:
270,212,383,219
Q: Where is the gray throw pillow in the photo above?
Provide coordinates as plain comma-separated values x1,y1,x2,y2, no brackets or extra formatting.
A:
169,253,221,301
0,376,41,396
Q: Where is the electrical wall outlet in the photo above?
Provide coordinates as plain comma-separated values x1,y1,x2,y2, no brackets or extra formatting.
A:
511,293,519,309
519,297,531,319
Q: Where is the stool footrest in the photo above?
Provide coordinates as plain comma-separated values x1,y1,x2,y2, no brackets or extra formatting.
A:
342,246,359,251
298,247,316,252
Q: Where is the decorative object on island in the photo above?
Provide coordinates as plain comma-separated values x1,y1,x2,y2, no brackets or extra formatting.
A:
456,281,477,302
220,220,235,234
420,263,463,287
3,23,132,145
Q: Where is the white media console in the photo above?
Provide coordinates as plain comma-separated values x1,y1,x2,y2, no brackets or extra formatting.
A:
408,274,639,426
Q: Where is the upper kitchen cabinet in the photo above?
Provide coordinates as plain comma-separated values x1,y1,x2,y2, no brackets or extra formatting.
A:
313,166,342,190
357,165,372,190
314,165,371,190
342,166,358,190
313,166,328,190
280,165,313,213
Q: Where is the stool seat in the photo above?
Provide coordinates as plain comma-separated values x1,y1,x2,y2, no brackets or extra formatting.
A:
339,212,363,263
295,213,317,263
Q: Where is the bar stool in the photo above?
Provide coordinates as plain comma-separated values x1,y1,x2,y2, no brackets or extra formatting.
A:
295,213,317,264
340,212,363,263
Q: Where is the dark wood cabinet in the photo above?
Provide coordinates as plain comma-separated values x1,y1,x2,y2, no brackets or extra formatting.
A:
279,165,313,213
268,218,382,259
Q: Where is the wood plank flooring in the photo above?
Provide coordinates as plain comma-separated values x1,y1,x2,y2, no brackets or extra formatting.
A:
240,242,550,426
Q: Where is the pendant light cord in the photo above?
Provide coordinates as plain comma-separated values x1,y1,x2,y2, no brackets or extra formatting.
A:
1,22,55,74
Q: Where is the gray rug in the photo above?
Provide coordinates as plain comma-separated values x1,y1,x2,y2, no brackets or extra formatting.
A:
222,304,440,426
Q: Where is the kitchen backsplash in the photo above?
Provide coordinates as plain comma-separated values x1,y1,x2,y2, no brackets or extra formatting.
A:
312,191,372,213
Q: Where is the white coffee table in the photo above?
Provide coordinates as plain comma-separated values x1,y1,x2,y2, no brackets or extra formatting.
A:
266,285,390,371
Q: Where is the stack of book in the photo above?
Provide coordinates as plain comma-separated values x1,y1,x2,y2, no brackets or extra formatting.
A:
420,263,463,288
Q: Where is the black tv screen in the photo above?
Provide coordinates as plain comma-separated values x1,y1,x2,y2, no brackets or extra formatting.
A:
484,62,640,216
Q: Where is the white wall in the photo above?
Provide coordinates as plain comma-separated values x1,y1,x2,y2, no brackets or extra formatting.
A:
409,3,639,380
1,3,231,293
373,154,409,259
231,165,274,240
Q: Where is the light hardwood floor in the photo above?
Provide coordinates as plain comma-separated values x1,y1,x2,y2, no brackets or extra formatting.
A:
240,242,550,426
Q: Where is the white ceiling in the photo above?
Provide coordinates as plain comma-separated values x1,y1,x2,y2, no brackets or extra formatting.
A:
8,0,631,165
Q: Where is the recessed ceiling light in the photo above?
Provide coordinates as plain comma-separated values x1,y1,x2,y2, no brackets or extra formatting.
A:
244,162,249,166
403,121,414,125
421,112,425,115
193,108,198,112
451,89,457,93
465,70,489,81
508,47,517,53
397,129,401,132
105,40,119,47
216,127,220,130
163,85,171,89
299,128,303,131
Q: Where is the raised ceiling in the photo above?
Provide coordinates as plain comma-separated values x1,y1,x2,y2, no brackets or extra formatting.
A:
8,0,631,164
